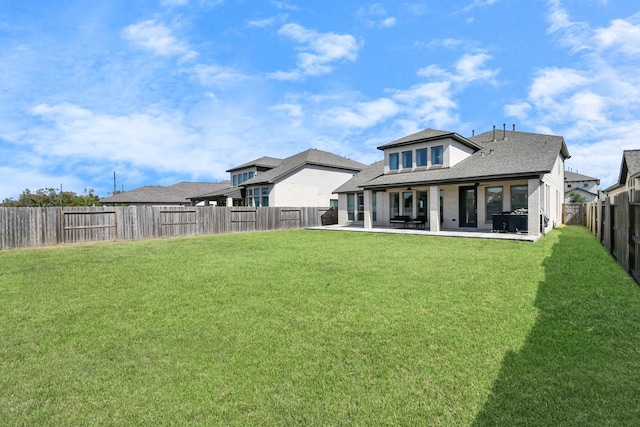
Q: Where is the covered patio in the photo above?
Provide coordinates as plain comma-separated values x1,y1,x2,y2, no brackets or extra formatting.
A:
307,224,540,242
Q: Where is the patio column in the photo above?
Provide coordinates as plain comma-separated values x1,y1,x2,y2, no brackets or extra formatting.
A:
528,178,541,236
363,190,373,229
429,185,440,232
226,196,233,207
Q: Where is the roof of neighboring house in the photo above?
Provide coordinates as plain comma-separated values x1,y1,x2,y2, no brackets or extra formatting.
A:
607,150,640,192
377,128,482,151
352,129,569,190
101,181,230,204
242,148,367,186
565,170,600,184
334,160,384,193
190,185,243,201
226,156,283,173
566,187,598,198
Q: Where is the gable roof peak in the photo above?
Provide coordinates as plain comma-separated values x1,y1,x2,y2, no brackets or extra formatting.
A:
377,128,480,150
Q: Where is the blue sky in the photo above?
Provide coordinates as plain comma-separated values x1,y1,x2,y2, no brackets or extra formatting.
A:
1,0,639,199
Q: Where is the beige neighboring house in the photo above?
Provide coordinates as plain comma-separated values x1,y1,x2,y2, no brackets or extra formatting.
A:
565,171,600,203
190,148,366,207
334,127,570,237
603,150,640,201
100,182,230,206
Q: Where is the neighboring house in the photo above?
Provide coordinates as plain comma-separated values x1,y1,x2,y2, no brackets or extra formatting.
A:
190,148,366,207
101,182,230,206
564,170,600,203
190,156,283,206
334,128,570,237
603,150,640,201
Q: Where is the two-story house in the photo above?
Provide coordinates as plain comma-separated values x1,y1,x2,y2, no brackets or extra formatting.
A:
334,127,570,237
190,148,366,207
565,171,600,203
603,150,640,202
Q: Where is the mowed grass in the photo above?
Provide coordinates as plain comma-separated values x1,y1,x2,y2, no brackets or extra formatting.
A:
0,226,639,426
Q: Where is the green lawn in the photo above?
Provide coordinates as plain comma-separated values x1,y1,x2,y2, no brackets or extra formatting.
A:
1,226,639,426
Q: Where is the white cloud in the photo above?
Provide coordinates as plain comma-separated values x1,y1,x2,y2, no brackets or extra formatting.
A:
462,0,499,12
320,98,399,128
28,103,217,177
594,13,640,57
122,20,198,60
357,4,397,27
504,2,640,187
190,64,251,87
269,23,360,80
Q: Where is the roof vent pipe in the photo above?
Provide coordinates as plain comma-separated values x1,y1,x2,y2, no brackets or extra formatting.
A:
503,123,507,140
492,125,496,142
512,124,516,132
472,129,475,137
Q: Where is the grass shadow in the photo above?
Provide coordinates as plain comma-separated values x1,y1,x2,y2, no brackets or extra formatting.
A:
472,226,640,426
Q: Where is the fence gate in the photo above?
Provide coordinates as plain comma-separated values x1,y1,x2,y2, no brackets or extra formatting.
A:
280,209,301,229
564,203,586,225
62,210,117,244
159,210,197,237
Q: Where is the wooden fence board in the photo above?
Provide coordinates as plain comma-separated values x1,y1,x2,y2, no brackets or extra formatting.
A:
0,206,328,249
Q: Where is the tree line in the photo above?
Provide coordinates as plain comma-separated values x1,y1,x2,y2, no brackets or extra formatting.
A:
1,188,101,207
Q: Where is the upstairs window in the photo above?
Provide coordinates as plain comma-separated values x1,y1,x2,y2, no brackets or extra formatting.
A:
416,148,428,167
431,146,443,165
402,151,413,169
389,153,399,170
233,174,238,186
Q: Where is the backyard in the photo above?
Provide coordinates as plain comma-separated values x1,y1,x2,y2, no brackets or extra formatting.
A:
0,226,639,425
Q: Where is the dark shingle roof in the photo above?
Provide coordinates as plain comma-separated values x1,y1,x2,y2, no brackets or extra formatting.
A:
623,150,640,179
362,130,569,189
100,181,230,204
334,161,384,193
606,149,640,192
377,128,482,151
241,148,366,185
226,156,283,173
565,171,599,183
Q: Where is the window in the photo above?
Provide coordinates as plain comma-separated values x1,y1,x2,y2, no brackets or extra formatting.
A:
390,193,400,218
583,183,588,188
357,194,364,221
261,187,269,207
431,146,443,165
389,153,399,170
402,151,413,169
347,194,355,221
249,171,254,179
243,172,248,182
417,149,428,167
567,184,572,188
485,187,503,223
233,174,238,186
238,174,243,184
510,185,528,211
372,192,377,222
403,191,413,217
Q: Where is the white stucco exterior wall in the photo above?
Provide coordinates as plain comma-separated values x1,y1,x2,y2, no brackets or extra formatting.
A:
270,166,357,207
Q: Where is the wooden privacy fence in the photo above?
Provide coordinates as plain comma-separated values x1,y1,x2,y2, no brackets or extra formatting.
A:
0,206,332,249
585,191,640,283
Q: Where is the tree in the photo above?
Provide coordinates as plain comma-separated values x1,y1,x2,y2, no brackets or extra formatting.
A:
568,191,587,203
1,188,101,207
